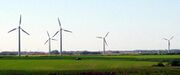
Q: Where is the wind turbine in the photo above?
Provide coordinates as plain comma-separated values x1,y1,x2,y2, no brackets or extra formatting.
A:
8,14,30,56
163,36,174,53
53,18,72,55
96,32,109,54
44,31,57,55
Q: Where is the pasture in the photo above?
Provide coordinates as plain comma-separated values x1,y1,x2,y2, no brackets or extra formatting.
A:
0,55,179,75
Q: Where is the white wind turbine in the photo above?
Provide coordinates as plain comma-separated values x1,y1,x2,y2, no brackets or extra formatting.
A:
52,17,72,55
96,32,109,54
44,31,57,54
8,14,30,56
163,36,174,53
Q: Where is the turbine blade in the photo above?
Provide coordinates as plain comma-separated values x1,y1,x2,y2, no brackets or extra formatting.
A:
58,18,61,28
44,40,49,45
63,29,72,33
19,14,21,26
21,28,30,35
104,39,108,46
47,31,50,38
52,31,59,38
52,39,57,41
104,32,109,37
170,36,174,40
96,36,103,39
163,38,168,40
8,28,17,33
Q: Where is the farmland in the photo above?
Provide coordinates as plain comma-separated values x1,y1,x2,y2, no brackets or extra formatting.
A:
0,55,179,75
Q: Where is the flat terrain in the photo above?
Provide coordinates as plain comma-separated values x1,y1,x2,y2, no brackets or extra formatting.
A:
0,55,179,75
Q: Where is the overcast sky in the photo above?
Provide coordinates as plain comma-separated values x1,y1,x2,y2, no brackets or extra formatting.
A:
0,0,179,52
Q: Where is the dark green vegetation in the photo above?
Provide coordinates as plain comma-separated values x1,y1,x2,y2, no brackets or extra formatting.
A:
0,55,179,75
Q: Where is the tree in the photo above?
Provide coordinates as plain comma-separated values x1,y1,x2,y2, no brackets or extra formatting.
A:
50,50,59,54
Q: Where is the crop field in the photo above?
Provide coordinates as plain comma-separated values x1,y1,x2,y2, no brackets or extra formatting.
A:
0,55,179,75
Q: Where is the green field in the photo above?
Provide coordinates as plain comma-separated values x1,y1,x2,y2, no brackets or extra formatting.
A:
0,55,179,75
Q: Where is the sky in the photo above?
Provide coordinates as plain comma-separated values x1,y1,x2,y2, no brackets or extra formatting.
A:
0,0,179,52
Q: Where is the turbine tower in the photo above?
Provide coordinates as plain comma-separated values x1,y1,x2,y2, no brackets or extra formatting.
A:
96,32,109,54
163,36,174,53
53,18,72,55
8,14,30,56
44,31,57,55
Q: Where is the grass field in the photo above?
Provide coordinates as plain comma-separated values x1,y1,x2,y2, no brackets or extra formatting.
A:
0,55,179,75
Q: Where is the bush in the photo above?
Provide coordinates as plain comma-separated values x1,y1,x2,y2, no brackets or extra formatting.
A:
170,60,180,66
75,57,81,60
152,62,165,67
50,50,59,54
25,55,29,57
